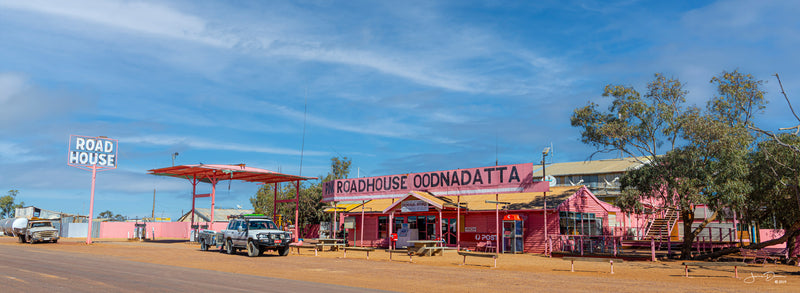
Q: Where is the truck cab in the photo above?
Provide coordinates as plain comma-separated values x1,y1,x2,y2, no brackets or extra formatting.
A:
221,214,292,257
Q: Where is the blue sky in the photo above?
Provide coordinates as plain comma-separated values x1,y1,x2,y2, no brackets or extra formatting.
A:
1,0,798,220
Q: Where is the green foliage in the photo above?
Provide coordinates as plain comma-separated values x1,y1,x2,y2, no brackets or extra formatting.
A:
580,71,766,259
0,190,24,219
98,210,126,221
747,134,800,230
249,156,352,232
570,73,687,160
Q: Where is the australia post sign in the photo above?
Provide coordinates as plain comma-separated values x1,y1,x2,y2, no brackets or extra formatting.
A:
322,163,549,202
68,135,118,168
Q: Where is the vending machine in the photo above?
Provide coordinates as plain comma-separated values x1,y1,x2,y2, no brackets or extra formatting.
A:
502,214,524,253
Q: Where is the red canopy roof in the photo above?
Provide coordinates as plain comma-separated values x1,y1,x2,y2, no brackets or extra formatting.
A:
148,164,317,184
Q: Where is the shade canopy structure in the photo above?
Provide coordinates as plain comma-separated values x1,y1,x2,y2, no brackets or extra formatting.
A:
148,164,316,239
149,164,315,184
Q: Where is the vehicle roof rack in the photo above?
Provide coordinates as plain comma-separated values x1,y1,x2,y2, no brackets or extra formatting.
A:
228,214,273,220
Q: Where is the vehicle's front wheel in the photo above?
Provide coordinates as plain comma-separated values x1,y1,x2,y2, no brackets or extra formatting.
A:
247,240,261,257
278,246,290,256
225,239,235,255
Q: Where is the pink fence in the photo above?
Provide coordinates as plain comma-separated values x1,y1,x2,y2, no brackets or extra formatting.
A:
97,222,229,239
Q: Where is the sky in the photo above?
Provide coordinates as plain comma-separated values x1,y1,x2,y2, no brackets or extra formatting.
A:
1,0,799,220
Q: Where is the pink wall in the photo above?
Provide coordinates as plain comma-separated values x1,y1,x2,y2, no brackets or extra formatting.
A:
97,222,230,239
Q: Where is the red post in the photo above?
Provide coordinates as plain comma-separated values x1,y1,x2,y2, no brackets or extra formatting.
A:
209,177,216,229
456,196,460,250
495,194,500,254
295,181,300,241
360,200,365,247
651,238,656,261
86,165,97,244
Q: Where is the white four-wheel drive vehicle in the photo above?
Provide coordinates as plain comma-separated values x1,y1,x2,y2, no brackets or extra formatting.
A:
216,214,293,257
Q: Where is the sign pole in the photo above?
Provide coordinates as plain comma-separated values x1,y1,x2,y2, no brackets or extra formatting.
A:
87,165,97,244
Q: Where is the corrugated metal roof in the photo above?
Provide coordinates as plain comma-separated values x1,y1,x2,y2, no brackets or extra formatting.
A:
448,186,579,210
532,157,650,177
323,202,363,213
149,164,317,184
177,208,254,222
344,186,583,213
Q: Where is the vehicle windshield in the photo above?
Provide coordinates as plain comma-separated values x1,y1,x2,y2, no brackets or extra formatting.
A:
248,220,277,230
30,222,52,228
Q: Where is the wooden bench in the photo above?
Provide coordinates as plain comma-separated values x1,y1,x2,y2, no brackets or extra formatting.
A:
342,246,375,259
316,243,345,252
421,246,447,256
289,243,319,256
386,249,414,262
457,251,497,268
562,257,622,274
682,262,743,278
740,248,775,264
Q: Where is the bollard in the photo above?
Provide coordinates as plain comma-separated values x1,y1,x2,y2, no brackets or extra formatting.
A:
651,238,656,261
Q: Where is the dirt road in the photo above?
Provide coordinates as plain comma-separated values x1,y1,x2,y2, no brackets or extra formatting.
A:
2,237,798,292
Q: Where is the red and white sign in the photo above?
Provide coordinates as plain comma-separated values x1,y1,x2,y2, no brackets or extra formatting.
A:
322,163,549,202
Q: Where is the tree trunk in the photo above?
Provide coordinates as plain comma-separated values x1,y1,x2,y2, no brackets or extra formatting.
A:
679,208,718,259
694,220,800,260
680,210,694,259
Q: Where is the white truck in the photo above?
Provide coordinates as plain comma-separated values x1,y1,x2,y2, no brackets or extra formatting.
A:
198,214,293,257
0,217,60,244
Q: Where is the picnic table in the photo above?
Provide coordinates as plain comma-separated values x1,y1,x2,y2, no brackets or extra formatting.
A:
311,238,346,251
407,240,446,256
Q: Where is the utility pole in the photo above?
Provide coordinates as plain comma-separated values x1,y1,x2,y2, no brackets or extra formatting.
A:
152,189,156,221
542,147,550,256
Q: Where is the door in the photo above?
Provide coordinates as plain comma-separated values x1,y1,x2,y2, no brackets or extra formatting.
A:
441,218,457,246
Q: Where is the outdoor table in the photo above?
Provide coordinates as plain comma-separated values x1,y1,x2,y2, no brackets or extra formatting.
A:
316,238,345,251
407,240,445,256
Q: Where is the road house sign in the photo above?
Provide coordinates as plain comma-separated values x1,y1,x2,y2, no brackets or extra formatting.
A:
68,135,118,168
322,163,549,202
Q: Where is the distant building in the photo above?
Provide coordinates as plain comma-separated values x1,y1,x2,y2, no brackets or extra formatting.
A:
15,206,72,220
532,157,649,203
176,208,254,223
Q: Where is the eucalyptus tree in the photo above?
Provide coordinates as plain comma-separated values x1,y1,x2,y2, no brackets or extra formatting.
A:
250,156,352,234
571,73,687,163
573,70,766,259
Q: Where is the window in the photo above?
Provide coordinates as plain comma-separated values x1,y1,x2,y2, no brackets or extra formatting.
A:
408,216,417,229
394,217,404,231
559,211,603,235
378,216,388,239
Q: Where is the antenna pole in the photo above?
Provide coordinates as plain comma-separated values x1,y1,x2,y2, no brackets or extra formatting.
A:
299,88,307,176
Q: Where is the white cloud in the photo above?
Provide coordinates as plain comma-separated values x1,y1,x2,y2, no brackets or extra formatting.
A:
0,0,230,47
0,0,567,96
0,141,45,163
0,73,26,103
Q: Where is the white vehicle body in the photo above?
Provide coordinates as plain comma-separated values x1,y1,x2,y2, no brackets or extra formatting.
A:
220,215,293,257
0,217,59,243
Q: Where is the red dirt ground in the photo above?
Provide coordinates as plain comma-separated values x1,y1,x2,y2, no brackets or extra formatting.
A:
3,237,799,292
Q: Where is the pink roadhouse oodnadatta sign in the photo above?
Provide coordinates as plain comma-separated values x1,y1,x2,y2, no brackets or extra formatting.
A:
322,163,549,202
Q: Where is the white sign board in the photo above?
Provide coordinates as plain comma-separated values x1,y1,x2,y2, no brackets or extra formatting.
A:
401,200,429,213
464,226,477,232
68,135,118,168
